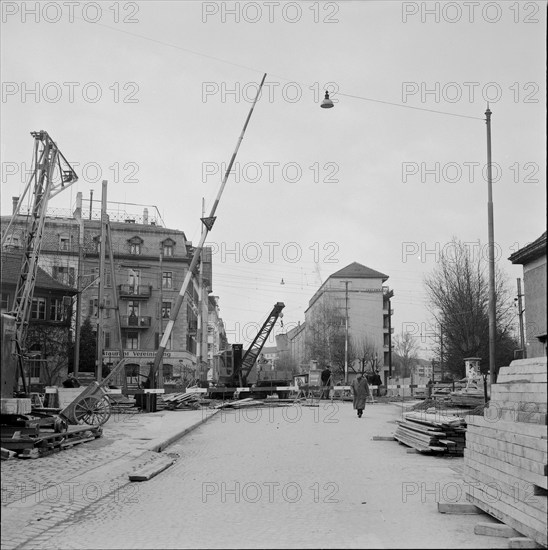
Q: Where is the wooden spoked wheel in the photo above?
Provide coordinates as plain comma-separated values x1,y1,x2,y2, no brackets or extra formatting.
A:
73,396,111,426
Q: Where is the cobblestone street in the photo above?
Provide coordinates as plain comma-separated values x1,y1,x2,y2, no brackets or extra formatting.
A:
3,402,509,549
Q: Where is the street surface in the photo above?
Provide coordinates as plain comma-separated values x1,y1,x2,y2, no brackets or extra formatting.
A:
7,401,509,549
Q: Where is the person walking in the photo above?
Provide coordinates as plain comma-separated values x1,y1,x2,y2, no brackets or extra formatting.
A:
351,373,370,418
321,366,332,400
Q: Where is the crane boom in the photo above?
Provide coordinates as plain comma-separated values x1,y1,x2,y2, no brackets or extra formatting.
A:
7,131,77,388
238,302,285,385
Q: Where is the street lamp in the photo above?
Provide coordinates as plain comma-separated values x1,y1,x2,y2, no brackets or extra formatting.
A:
323,99,497,386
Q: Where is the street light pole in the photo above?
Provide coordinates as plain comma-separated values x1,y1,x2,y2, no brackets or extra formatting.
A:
485,107,496,385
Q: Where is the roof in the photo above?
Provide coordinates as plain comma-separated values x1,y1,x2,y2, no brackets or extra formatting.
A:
329,262,389,282
509,232,547,265
1,253,77,294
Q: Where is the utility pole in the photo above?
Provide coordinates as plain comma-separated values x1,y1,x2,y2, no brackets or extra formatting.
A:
73,192,84,377
158,243,164,385
96,180,107,382
516,278,526,359
485,107,497,385
341,281,351,383
196,198,205,384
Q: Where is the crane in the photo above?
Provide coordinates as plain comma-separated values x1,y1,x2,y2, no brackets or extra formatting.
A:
2,131,78,394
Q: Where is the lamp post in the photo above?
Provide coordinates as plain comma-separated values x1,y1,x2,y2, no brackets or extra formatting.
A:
485,107,497,386
321,96,498,387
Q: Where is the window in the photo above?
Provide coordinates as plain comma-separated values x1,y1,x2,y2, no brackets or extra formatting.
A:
31,298,47,320
162,272,173,289
105,298,111,319
50,299,64,321
88,298,99,317
53,266,76,286
2,234,20,250
162,238,175,257
125,364,140,385
128,269,140,289
59,235,70,251
124,331,139,350
162,301,171,319
104,332,111,349
163,364,174,379
1,293,9,312
127,301,139,325
128,236,143,255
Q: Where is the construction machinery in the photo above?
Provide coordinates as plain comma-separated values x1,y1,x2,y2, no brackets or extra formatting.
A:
210,302,293,398
1,131,78,400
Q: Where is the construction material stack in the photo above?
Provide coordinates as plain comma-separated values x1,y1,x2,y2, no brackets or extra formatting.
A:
463,357,547,547
394,410,466,455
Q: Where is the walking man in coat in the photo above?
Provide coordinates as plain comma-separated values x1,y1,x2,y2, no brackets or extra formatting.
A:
351,373,370,418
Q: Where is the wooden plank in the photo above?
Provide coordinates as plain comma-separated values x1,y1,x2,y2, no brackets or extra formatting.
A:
129,456,174,482
464,448,548,490
372,436,396,441
465,422,548,453
466,440,547,477
466,432,547,465
467,493,547,547
507,537,543,548
491,382,547,394
497,374,547,384
483,407,547,425
437,502,481,514
463,461,548,515
465,415,547,438
474,522,522,538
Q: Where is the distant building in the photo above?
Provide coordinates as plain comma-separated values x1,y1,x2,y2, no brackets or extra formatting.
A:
1,252,77,387
509,232,547,358
303,262,394,383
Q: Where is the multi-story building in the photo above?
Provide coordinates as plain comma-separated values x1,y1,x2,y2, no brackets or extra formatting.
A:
1,252,77,387
303,261,394,383
1,196,214,388
206,295,228,381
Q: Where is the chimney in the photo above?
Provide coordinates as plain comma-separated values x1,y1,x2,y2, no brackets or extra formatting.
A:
12,197,18,214
143,208,149,225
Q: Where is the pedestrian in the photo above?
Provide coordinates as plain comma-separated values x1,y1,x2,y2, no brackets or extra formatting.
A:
372,369,382,397
321,366,332,400
351,373,370,418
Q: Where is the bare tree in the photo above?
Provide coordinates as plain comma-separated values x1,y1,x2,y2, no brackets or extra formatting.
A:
424,238,518,380
305,297,347,378
393,331,420,378
26,325,71,386
351,336,381,375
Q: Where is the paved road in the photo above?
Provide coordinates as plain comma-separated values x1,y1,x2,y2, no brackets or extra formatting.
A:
16,402,507,549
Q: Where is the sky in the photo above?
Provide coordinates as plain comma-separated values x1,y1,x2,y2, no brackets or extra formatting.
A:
1,1,546,357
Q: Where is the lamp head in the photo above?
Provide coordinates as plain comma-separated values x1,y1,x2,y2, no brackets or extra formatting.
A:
320,90,334,109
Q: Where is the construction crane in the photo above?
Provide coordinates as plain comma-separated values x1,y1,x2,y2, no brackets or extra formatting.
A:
211,303,286,396
2,131,78,395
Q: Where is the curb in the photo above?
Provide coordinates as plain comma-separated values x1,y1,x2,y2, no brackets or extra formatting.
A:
146,409,220,453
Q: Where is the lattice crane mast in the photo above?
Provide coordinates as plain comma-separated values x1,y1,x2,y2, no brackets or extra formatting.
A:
2,131,78,389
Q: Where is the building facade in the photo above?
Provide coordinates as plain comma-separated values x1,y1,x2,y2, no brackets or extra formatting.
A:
303,262,394,383
1,252,77,387
509,232,547,358
1,198,214,388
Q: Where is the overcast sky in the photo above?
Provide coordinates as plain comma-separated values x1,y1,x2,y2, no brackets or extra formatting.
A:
1,1,546,356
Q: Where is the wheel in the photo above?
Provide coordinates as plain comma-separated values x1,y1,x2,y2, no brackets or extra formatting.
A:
73,396,111,426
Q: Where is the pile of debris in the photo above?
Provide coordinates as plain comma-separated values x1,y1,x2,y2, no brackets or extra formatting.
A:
215,397,298,410
394,410,466,455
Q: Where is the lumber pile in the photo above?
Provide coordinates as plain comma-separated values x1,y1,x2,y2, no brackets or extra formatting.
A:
449,389,486,408
464,357,547,547
160,392,202,410
394,411,466,454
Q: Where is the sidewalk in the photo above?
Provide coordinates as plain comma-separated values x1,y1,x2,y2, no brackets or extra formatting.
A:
1,407,218,550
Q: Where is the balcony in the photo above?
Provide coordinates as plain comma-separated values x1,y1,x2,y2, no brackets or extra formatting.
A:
120,315,152,329
118,284,152,299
